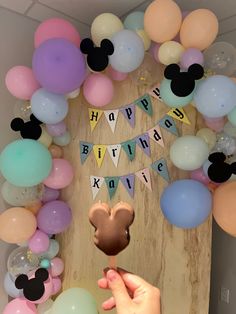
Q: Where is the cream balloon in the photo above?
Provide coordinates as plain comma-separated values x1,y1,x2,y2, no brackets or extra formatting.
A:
196,128,216,150
38,126,52,148
66,88,80,99
91,13,124,46
158,41,185,65
170,135,209,170
136,30,151,51
37,299,54,314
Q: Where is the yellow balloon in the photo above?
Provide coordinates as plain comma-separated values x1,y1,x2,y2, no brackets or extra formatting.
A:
158,41,185,65
136,30,151,51
91,13,124,46
38,126,52,148
196,128,216,150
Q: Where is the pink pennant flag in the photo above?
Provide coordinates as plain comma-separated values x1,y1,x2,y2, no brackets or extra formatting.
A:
135,168,152,191
148,125,164,148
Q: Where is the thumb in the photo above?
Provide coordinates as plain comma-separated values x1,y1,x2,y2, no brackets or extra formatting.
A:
106,269,131,310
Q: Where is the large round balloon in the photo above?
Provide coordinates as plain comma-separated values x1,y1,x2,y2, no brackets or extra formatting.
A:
91,13,124,46
109,30,145,73
31,88,68,124
170,135,209,170
144,0,182,43
161,179,212,228
194,75,236,118
5,66,40,100
52,288,97,314
0,207,37,244
124,11,144,30
32,38,86,94
3,298,37,314
34,18,81,48
0,139,52,187
204,42,236,76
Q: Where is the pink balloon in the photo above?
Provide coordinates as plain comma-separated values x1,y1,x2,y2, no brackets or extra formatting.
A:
5,66,40,100
190,168,210,185
107,67,128,81
3,298,37,314
149,42,161,62
34,18,81,48
28,271,53,304
52,277,62,295
43,158,74,189
51,257,64,277
83,73,114,107
28,230,50,254
204,116,226,132
46,121,66,137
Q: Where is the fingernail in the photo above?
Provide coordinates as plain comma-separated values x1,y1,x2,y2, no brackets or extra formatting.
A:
107,270,117,282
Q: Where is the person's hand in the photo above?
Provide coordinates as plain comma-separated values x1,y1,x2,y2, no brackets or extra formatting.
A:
98,268,161,314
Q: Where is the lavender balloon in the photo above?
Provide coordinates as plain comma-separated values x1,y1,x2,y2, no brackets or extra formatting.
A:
46,121,66,137
33,38,86,94
180,48,204,69
37,200,72,234
41,186,60,203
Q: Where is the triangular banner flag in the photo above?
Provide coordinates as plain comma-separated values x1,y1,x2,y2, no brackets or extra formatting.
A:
121,140,136,161
105,177,120,199
80,141,93,164
151,158,170,182
120,104,136,128
148,83,163,102
93,145,107,168
135,168,152,191
167,108,191,125
88,109,103,132
135,94,153,116
159,115,179,136
104,110,119,133
90,176,105,200
148,125,164,148
107,144,121,167
120,174,135,198
135,133,151,157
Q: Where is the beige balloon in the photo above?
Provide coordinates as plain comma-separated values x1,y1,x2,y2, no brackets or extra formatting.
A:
38,126,52,148
158,41,185,65
136,30,151,51
196,128,216,150
37,299,54,314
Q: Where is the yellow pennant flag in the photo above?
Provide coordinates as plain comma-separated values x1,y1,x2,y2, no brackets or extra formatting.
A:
93,145,107,168
88,109,103,132
167,108,191,125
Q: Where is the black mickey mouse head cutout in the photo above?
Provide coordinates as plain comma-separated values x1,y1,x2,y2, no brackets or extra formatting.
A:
15,268,49,302
208,152,236,183
164,63,204,97
11,114,43,140
80,38,114,72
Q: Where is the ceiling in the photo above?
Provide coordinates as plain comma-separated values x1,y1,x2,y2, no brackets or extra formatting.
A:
1,0,236,38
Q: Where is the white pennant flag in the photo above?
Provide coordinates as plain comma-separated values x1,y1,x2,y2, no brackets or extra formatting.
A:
107,144,121,167
90,176,105,200
104,110,119,133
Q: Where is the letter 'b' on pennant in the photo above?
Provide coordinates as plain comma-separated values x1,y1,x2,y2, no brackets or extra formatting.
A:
89,109,103,132
105,177,120,199
80,141,93,164
135,168,152,191
151,158,170,182
167,108,190,125
135,94,153,116
93,145,107,168
90,176,105,200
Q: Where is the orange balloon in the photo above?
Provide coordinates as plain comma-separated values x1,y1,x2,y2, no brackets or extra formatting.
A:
0,207,37,243
180,9,219,51
25,200,42,215
49,144,63,158
144,0,182,43
213,182,236,236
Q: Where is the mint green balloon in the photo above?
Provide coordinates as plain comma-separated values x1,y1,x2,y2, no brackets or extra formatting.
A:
0,139,52,187
52,288,98,314
160,78,194,108
124,11,144,30
228,107,236,126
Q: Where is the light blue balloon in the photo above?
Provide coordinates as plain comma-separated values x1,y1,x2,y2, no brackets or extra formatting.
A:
228,106,236,126
31,88,68,124
53,131,71,146
4,272,23,298
0,139,52,187
194,75,236,118
160,78,195,108
160,179,212,229
38,239,59,260
124,11,144,31
110,30,145,73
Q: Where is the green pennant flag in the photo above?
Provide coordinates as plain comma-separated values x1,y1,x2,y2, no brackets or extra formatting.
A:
105,177,120,199
121,140,136,161
135,94,153,116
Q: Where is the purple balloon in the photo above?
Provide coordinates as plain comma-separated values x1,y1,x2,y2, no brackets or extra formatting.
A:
37,200,72,234
180,48,204,69
46,121,66,137
41,186,60,203
32,38,86,94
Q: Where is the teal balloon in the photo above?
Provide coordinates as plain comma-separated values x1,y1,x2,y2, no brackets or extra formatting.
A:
53,131,71,146
0,139,52,187
228,107,236,126
52,288,98,314
160,78,194,108
124,11,144,30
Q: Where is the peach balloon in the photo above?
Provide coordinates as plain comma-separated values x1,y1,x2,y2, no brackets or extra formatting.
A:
25,201,42,215
144,0,182,43
48,145,63,158
213,182,236,236
0,207,37,244
180,9,219,51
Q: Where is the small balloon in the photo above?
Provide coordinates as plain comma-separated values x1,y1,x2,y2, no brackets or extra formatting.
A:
38,126,53,148
48,145,63,158
51,257,64,277
180,48,204,69
41,186,60,203
196,128,216,150
214,132,236,155
53,131,71,147
66,88,80,99
190,168,210,185
52,277,62,295
37,299,54,314
203,116,226,132
4,272,23,298
14,100,32,120
38,239,60,260
107,67,128,81
25,200,43,215
136,30,151,51
124,11,144,30
46,121,66,137
158,41,185,65
3,298,37,314
224,121,236,138
29,230,50,254
40,259,51,269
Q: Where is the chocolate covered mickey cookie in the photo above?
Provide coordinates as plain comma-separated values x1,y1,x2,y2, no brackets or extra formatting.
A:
89,202,134,256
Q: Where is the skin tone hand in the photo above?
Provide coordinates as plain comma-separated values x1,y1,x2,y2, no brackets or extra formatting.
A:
98,268,161,314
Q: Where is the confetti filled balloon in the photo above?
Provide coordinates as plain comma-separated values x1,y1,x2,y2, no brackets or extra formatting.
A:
214,132,236,156
13,100,32,120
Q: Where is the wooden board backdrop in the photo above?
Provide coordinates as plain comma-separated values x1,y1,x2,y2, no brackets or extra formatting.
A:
59,58,212,314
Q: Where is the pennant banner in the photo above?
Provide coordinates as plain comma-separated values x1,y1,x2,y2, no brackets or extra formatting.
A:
120,104,136,128
148,83,162,101
135,168,152,191
104,109,119,133
135,94,153,116
90,176,105,200
107,144,121,167
105,177,120,199
89,109,103,132
80,141,93,164
93,145,106,168
151,158,170,183
120,174,135,198
167,108,190,125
